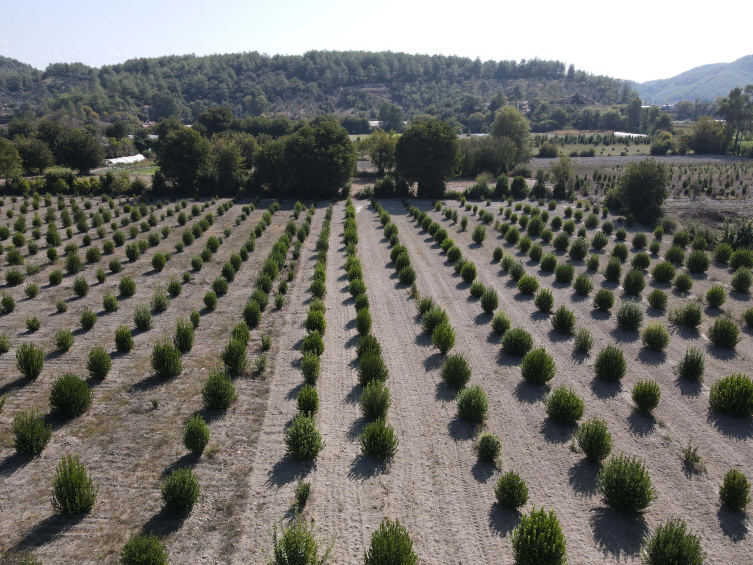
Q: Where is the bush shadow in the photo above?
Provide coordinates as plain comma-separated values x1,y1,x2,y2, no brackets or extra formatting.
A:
160,453,200,478
0,452,33,478
589,309,611,322
471,459,497,484
434,381,457,402
706,344,738,361
707,410,753,440
140,507,188,538
637,348,666,365
627,411,656,437
590,507,649,559
345,383,361,405
15,512,86,550
266,453,309,490
347,453,383,481
447,417,474,442
285,382,304,402
514,381,546,404
422,351,445,372
568,458,598,496
346,416,367,441
610,327,640,343
590,377,622,399
488,504,520,538
717,506,749,542
0,376,27,398
129,372,165,392
540,418,575,444
674,375,703,397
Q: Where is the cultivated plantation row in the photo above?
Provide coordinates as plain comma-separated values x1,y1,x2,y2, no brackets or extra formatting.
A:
1,191,751,563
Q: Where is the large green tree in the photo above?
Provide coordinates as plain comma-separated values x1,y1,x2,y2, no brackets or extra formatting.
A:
14,137,54,174
194,106,234,137
156,127,212,192
686,116,730,154
0,138,23,178
394,119,459,198
379,102,403,133
611,159,668,224
361,129,396,176
490,106,532,164
56,130,105,174
717,86,752,155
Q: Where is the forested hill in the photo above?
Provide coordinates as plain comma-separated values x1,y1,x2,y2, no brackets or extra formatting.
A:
1,50,635,125
633,54,753,104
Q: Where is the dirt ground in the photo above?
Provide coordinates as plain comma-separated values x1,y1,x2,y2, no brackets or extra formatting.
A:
1,193,751,564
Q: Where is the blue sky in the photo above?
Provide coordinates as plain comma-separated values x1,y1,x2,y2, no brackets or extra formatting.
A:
1,0,751,83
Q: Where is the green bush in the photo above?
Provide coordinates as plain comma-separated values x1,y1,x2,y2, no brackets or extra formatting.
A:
183,414,209,455
360,380,391,420
632,232,648,249
517,274,539,294
622,269,646,295
490,312,511,336
540,252,557,271
305,310,327,335
202,368,236,410
472,224,486,244
49,374,92,417
432,321,456,354
134,304,152,331
631,251,651,271
598,453,655,512
355,309,372,336
647,289,668,310
551,305,576,334
732,267,752,293
302,331,325,357
521,348,556,385
573,273,593,295
24,316,40,332
151,339,182,379
460,261,477,283
709,374,753,417
479,287,499,314
511,507,566,565
51,455,98,514
476,432,501,464
221,338,248,376
730,248,753,270
297,384,319,415
686,250,709,273
16,342,44,379
706,284,726,308
674,272,693,292
300,353,320,385
594,344,626,382
576,418,612,462
707,317,741,349
120,533,168,565
546,386,584,423
616,300,643,331
611,242,629,262
493,246,504,261
677,347,705,382
55,329,75,352
553,232,570,251
665,245,685,265
632,380,661,412
720,469,750,512
421,306,448,334
554,262,575,283
357,334,382,358
285,414,325,460
573,327,594,354
119,276,136,296
364,518,418,565
360,418,398,459
509,261,525,281
358,351,389,386
502,328,533,356
469,280,485,298
534,288,554,312
25,283,39,299
604,256,622,282
441,353,471,389
669,303,702,328
714,242,732,263
112,326,133,354
12,410,52,454
49,269,63,285
641,322,670,351
456,385,489,423
495,470,529,509
174,318,194,353
651,261,675,283
593,288,614,311
642,518,706,565
569,237,589,260
161,467,199,514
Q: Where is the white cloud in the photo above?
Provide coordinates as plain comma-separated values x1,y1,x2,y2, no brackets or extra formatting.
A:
0,38,9,46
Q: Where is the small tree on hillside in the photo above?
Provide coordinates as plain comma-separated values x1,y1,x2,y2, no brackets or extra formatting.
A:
609,159,668,225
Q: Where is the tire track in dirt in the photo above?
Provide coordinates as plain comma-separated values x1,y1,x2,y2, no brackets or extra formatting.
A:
393,200,752,564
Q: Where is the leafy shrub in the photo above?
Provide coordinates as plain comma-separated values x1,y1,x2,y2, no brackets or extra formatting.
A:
647,289,668,310
202,368,236,410
441,353,471,389
456,385,489,423
460,261,477,283
364,518,418,565
151,339,182,379
686,250,710,273
16,342,44,379
540,252,557,271
553,232,570,251
360,418,399,459
49,374,92,418
285,414,325,460
651,261,675,283
674,272,693,292
632,380,661,412
48,269,63,285
511,507,566,565
51,455,98,514
491,311,511,334
576,418,612,462
358,351,389,386
714,243,732,263
594,344,626,382
632,232,648,249
546,386,584,423
355,309,372,336
502,327,533,356
469,280,485,298
25,317,41,332
360,380,391,420
300,352,320,385
173,318,194,353
133,304,152,331
221,339,248,376
517,274,539,295
495,471,530,509
617,300,643,331
707,317,741,348
421,306,448,334
479,287,499,314
534,288,554,312
551,305,576,334
476,433,501,463
569,237,589,260
182,414,210,456
521,348,556,385
119,276,136,297
573,273,593,295
622,269,645,296
709,374,753,417
665,245,685,265
297,384,319,415
12,410,52,454
508,261,525,281
604,256,622,283
631,251,651,271
592,288,614,311
432,321,456,354
731,267,752,293
598,454,655,512
573,327,594,354
554,262,575,283
611,243,629,263
493,246,504,261
669,303,702,328
472,224,486,244
641,322,670,351
161,467,200,514
302,331,325,357
706,284,726,308
120,534,168,565
642,518,706,565
730,248,753,270
53,328,75,352
720,469,750,512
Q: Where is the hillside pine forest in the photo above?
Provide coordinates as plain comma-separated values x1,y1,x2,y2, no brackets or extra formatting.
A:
1,47,753,565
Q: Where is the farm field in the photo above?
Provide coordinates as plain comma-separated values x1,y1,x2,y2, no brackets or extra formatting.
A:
1,191,752,564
